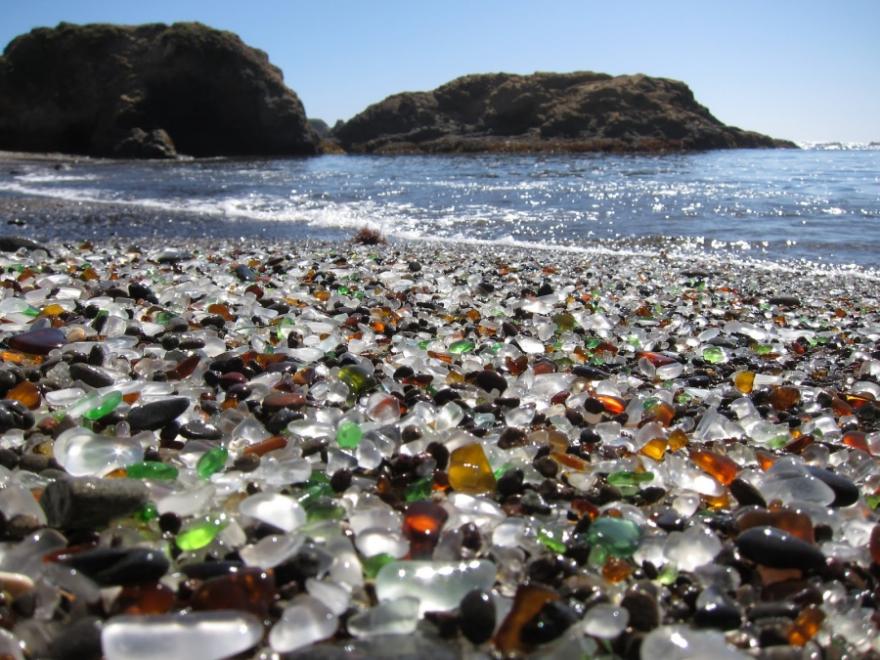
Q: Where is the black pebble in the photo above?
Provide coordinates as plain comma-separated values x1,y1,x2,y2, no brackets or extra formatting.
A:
621,590,660,632
735,526,826,570
0,399,34,433
69,363,115,388
459,589,496,644
520,600,577,645
179,420,223,441
127,397,190,431
470,370,507,394
40,477,149,529
59,547,169,586
806,466,859,507
729,478,767,507
47,616,103,660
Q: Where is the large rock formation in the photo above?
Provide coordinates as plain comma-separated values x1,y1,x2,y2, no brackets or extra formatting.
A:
334,72,795,154
0,22,319,158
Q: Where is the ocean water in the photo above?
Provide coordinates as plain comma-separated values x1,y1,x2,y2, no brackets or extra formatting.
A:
1,144,878,268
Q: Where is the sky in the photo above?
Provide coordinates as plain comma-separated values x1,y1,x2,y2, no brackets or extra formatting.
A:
1,1,878,143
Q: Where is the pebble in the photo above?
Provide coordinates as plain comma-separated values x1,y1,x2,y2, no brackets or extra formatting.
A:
40,476,149,529
375,559,496,615
56,547,169,586
458,589,496,644
735,526,826,571
126,397,190,431
101,611,263,660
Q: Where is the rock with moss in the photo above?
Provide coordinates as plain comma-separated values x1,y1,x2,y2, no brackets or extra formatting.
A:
0,22,319,158
334,71,796,154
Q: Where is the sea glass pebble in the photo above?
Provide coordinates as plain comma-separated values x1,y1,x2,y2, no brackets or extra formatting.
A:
101,611,263,660
375,559,496,615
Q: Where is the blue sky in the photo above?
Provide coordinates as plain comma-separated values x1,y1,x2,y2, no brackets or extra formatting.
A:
2,1,878,142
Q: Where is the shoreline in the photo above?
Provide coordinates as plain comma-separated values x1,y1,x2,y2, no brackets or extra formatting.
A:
0,192,878,282
0,230,877,657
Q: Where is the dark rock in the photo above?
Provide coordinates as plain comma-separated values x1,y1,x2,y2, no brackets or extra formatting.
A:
520,600,578,645
0,22,319,158
114,127,177,158
621,589,660,631
694,596,743,630
47,616,103,660
0,399,34,433
768,295,800,307
180,560,245,580
735,526,826,570
468,369,508,394
69,362,115,388
729,477,767,507
40,476,149,528
58,546,169,585
128,282,159,303
0,236,50,254
179,419,223,440
7,327,67,355
459,589,496,644
572,365,611,380
806,466,860,507
334,71,795,154
127,396,190,431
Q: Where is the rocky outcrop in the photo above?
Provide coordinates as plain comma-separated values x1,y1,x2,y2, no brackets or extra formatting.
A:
0,22,319,158
334,72,795,154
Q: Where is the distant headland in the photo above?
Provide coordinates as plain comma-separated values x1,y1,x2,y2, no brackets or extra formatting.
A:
0,22,795,158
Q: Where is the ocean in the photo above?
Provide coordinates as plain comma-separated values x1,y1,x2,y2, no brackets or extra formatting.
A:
1,144,878,269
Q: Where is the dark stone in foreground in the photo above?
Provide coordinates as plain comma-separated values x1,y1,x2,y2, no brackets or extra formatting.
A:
459,589,496,644
0,22,319,158
333,71,796,154
0,399,34,433
806,466,859,507
47,616,103,660
58,546,170,585
40,477,149,529
127,396,190,431
735,526,826,570
7,327,67,355
0,236,50,254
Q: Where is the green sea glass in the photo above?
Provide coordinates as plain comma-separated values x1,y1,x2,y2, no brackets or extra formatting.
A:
196,447,228,479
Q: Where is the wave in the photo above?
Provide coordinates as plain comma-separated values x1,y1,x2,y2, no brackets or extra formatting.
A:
797,141,880,151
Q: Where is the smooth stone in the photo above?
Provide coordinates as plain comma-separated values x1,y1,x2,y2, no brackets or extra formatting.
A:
48,616,102,660
346,597,420,638
7,327,66,355
69,363,115,388
806,466,860,507
239,492,306,533
269,595,337,653
261,391,307,413
0,399,35,433
58,547,169,586
180,420,223,441
458,589,496,644
582,603,629,639
375,559,496,616
469,370,507,394
767,295,800,307
126,397,190,431
0,571,34,598
40,477,149,529
734,526,826,570
640,625,749,659
620,590,660,632
180,561,244,580
0,236,48,254
52,426,143,477
101,611,263,660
